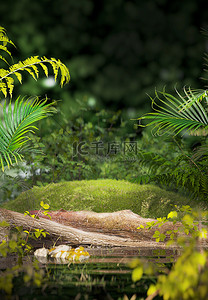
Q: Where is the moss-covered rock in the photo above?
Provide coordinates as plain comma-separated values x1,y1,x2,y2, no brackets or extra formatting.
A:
2,179,206,218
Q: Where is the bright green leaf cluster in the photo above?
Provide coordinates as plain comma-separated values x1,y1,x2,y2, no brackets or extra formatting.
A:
0,201,51,295
0,26,70,172
0,96,56,171
134,206,208,299
147,249,208,300
138,87,208,137
0,27,70,98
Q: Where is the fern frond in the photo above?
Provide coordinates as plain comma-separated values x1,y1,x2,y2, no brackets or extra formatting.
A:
0,82,7,97
0,56,70,97
0,45,12,57
136,149,208,199
13,72,22,84
191,145,208,161
0,26,70,97
0,96,56,171
0,26,15,57
0,55,9,65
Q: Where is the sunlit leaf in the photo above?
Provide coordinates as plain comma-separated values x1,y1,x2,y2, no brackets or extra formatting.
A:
167,211,178,219
132,266,143,282
147,284,158,297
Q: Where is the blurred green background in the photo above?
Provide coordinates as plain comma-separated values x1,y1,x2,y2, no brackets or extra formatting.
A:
0,0,207,112
0,0,208,204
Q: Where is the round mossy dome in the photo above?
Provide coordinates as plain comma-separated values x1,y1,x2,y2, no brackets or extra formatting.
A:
1,179,202,218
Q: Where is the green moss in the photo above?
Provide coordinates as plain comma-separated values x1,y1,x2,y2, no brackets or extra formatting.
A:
1,179,207,218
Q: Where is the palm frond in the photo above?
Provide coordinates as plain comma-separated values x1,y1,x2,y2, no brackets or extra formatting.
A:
0,96,55,171
139,87,208,136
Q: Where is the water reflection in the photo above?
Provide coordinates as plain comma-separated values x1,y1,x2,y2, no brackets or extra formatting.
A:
0,246,178,299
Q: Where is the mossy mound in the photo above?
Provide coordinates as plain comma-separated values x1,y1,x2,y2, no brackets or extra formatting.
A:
3,179,205,218
1,179,206,218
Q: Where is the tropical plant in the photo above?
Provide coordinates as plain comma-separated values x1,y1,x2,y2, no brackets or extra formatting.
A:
134,145,208,199
139,87,208,136
0,26,70,171
0,97,56,171
137,32,208,199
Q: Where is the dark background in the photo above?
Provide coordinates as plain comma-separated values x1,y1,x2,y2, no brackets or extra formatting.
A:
0,0,207,113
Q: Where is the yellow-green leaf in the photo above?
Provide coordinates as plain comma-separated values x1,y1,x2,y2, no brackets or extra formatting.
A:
132,266,143,282
182,214,194,226
0,220,10,227
128,258,140,269
34,231,41,238
167,211,178,219
137,224,144,229
40,201,50,210
199,228,207,239
8,240,17,250
147,284,158,297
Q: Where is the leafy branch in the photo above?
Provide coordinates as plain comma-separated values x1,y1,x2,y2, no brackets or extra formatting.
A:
0,26,70,98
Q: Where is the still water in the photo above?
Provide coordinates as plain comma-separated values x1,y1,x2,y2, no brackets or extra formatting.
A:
0,247,178,300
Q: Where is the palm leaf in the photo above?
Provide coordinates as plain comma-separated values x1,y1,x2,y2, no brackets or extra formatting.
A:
139,88,208,136
0,96,55,171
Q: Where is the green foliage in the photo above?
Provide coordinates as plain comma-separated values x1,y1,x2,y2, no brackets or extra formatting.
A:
0,26,70,172
134,145,208,200
0,172,27,204
0,97,56,171
139,88,208,136
132,206,208,300
10,104,139,185
0,1,206,109
2,100,207,202
0,202,50,295
136,32,208,200
0,26,70,98
1,179,205,219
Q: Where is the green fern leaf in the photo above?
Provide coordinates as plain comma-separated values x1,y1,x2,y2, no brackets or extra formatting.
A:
0,27,69,97
39,63,48,77
0,45,12,57
0,56,70,97
0,82,7,97
30,64,39,78
0,55,9,65
24,67,37,80
0,34,15,48
50,58,59,81
5,76,14,97
13,71,22,83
